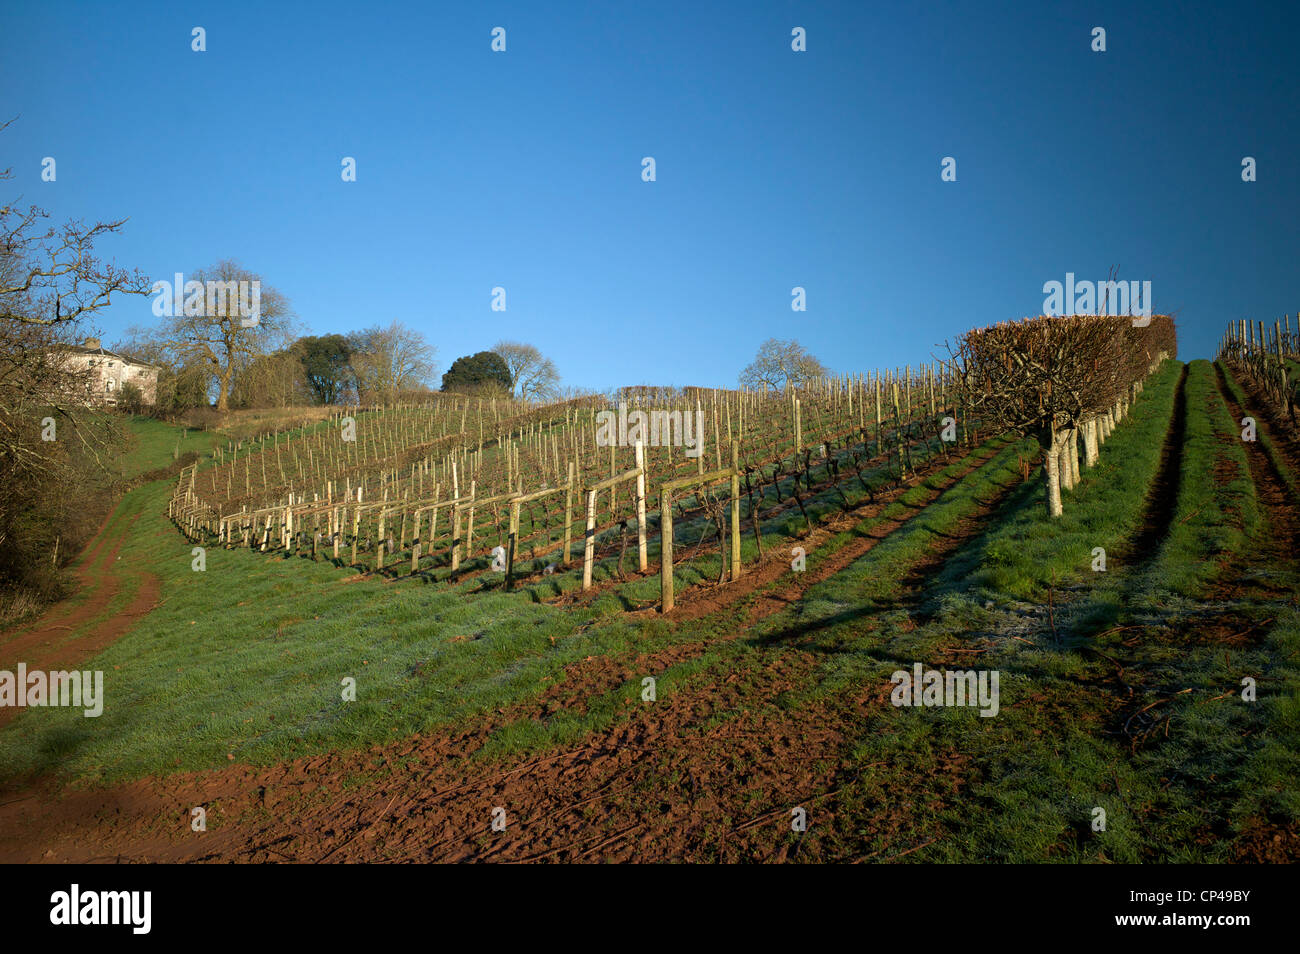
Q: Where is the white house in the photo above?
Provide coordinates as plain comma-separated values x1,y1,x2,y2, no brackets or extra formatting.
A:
56,337,159,406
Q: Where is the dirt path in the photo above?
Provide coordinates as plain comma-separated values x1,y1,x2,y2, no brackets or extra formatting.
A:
0,502,161,730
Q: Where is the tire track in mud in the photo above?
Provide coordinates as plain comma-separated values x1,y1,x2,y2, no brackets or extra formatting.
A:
1209,363,1300,595
1077,364,1300,860
351,446,1034,862
1121,364,1188,566
1080,365,1189,748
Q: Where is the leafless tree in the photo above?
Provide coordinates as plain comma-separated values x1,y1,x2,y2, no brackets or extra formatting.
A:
738,338,828,390
492,340,560,401
0,119,143,603
154,260,293,411
349,320,436,404
0,120,151,327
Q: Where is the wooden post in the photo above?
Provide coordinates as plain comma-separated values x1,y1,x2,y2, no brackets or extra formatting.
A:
466,480,477,555
660,487,674,612
582,487,598,590
874,375,882,455
635,439,648,572
410,506,422,574
697,397,705,475
892,380,906,477
451,502,461,571
563,461,574,565
795,398,802,455
506,498,520,587
429,484,441,561
351,489,362,565
730,442,741,581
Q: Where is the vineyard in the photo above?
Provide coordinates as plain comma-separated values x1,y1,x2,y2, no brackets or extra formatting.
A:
167,315,1178,612
3,311,1299,864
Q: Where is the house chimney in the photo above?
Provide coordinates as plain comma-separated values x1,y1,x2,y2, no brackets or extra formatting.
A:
83,337,101,350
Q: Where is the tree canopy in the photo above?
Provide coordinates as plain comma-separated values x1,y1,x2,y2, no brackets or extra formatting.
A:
294,334,354,404
441,350,512,394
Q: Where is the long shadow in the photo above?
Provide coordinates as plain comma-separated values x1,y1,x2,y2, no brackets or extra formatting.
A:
749,466,1029,651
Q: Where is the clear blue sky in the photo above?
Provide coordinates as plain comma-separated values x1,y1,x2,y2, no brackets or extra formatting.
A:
3,0,1296,391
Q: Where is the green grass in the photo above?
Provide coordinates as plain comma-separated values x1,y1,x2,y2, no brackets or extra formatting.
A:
969,358,1182,599
655,355,1300,862
114,415,221,480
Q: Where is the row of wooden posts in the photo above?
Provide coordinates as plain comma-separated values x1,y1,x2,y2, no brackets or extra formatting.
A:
200,361,958,524
1218,317,1299,426
173,363,971,613
177,439,745,613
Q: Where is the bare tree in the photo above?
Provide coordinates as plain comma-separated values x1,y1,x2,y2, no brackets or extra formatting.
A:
739,338,828,390
154,260,292,412
349,320,436,403
0,121,150,326
0,120,141,604
492,340,560,401
230,349,311,408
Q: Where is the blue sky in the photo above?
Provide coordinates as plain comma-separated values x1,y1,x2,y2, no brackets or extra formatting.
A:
3,0,1296,391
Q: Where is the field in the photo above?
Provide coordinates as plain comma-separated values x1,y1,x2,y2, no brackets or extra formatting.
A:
0,351,1297,863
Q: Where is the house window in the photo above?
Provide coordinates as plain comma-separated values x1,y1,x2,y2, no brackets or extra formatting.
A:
106,380,115,392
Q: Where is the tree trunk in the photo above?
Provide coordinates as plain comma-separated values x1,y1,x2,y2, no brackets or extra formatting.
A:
217,371,231,411
1044,439,1064,517
1041,425,1065,518
1067,427,1080,485
1083,418,1099,467
1058,435,1073,491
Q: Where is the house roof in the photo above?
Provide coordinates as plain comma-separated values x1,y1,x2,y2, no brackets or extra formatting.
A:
56,343,159,369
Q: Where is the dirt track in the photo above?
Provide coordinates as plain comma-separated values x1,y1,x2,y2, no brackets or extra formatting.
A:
0,506,160,730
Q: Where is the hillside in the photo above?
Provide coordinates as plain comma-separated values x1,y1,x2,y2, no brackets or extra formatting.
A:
0,351,1296,862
